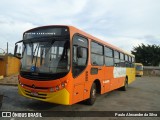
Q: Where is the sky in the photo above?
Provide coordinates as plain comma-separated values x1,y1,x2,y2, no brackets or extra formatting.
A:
0,0,160,54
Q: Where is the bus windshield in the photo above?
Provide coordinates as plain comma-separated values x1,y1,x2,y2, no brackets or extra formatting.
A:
136,65,143,71
21,40,70,74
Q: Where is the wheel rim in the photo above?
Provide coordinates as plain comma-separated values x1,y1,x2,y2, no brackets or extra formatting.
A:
92,89,96,99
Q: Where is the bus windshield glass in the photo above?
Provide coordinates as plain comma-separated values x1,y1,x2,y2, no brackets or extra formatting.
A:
21,40,70,74
136,65,143,71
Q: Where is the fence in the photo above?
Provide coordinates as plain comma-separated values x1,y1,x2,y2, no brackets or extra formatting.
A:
143,66,160,76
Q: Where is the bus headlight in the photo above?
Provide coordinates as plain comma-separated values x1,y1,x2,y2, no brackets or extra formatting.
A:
56,86,60,91
50,87,54,92
61,83,65,88
19,81,24,87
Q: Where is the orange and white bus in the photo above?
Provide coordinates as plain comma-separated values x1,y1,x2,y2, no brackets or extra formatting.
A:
14,25,135,105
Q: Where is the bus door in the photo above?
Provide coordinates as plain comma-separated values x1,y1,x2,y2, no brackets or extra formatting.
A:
72,35,88,103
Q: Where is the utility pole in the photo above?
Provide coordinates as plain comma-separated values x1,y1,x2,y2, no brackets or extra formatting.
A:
6,42,8,76
7,42,8,55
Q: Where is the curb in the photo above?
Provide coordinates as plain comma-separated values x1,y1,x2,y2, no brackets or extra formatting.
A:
0,83,17,86
0,94,3,109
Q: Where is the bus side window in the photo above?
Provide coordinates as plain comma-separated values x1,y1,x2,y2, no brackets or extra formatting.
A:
91,41,104,66
104,46,114,66
72,35,88,78
114,51,120,67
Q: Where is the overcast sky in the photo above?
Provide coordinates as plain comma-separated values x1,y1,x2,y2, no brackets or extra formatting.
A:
0,0,160,53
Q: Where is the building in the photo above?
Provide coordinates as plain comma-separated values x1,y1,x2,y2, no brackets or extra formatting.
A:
0,54,20,78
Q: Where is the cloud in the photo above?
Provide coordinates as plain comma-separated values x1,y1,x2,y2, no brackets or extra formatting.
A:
0,0,160,53
0,15,36,53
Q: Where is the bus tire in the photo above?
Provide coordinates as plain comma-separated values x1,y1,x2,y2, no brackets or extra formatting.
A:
121,78,128,91
86,83,96,105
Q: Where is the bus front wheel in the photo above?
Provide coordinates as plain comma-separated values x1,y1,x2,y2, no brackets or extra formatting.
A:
86,83,96,105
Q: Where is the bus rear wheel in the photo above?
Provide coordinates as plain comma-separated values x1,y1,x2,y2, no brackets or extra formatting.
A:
86,83,96,105
121,78,128,91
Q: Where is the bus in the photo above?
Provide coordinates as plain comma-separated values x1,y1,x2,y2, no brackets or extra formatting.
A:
14,25,135,105
135,63,143,77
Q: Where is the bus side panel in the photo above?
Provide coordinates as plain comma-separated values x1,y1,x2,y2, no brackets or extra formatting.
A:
126,68,135,84
83,65,95,100
103,67,113,93
111,67,126,90
89,66,105,94
71,66,90,104
72,84,84,104
118,77,126,88
83,81,93,99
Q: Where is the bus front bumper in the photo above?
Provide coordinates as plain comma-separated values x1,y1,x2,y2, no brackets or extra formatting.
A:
18,83,70,105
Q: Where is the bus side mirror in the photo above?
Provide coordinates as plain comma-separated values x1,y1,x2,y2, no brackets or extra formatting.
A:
14,42,22,59
14,45,18,55
77,47,83,58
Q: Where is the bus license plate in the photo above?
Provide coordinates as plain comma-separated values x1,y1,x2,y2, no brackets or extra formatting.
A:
31,92,38,96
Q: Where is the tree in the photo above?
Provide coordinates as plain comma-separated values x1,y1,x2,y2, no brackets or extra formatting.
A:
131,44,160,66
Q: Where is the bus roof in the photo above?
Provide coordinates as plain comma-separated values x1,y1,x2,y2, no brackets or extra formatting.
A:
135,63,143,65
69,25,134,57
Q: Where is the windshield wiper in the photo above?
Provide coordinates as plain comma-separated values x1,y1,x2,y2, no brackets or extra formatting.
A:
32,43,39,64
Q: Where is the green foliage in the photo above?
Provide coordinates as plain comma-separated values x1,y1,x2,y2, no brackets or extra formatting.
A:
131,44,160,66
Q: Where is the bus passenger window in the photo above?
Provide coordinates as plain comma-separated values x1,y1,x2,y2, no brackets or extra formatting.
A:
104,47,114,66
91,41,104,66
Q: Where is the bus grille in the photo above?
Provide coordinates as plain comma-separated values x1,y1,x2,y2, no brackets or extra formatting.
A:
23,84,49,90
24,90,47,99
